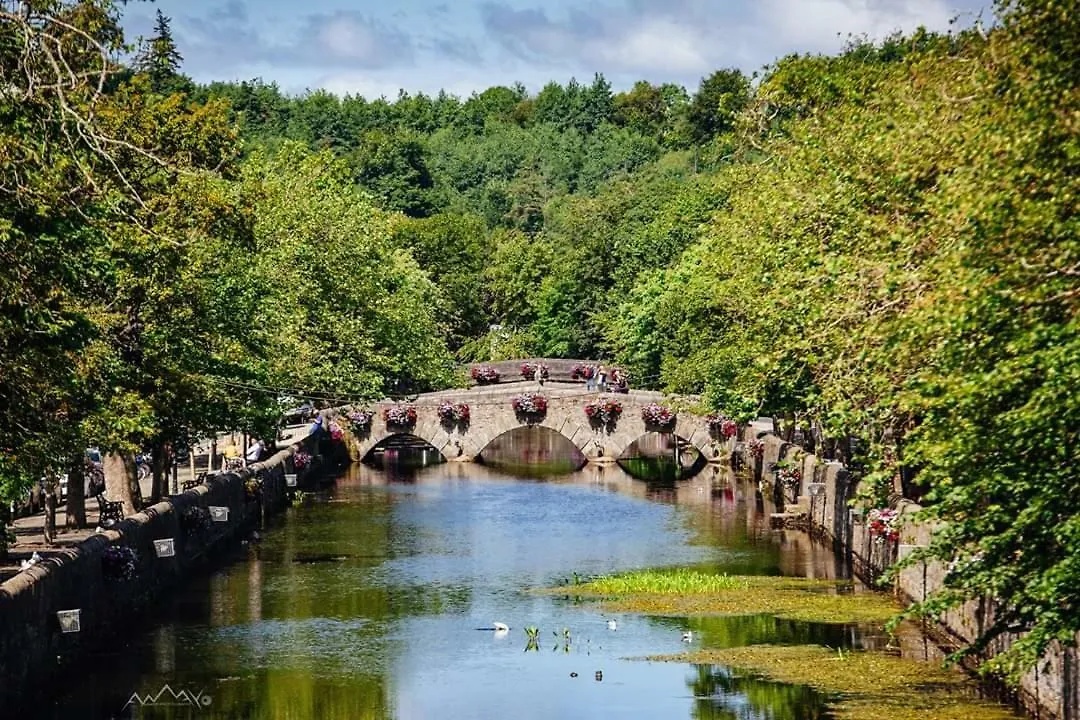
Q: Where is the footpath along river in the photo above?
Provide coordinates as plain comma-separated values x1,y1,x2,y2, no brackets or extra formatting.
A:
38,462,1022,719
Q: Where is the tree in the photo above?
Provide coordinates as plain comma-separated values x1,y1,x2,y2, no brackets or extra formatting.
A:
686,69,750,144
392,213,491,349
346,130,437,217
242,144,456,398
615,81,667,137
135,10,184,93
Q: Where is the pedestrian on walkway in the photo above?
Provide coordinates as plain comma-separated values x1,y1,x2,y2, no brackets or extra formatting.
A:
597,364,608,392
245,440,264,464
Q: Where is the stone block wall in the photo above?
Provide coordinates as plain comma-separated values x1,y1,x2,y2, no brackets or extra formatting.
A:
0,438,316,712
741,426,1078,720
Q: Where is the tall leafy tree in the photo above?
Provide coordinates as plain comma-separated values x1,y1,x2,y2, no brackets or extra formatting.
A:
135,9,184,93
686,69,750,143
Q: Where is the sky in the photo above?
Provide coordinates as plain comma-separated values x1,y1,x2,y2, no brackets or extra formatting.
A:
120,0,995,99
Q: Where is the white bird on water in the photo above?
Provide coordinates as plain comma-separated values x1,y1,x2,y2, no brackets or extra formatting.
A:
606,619,618,631
682,630,693,643
493,622,509,632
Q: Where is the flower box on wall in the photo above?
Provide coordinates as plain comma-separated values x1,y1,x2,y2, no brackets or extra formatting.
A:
641,403,676,431
383,405,418,429
584,398,622,426
470,366,500,384
511,392,548,419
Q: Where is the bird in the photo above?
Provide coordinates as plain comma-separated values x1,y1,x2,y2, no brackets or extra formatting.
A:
681,630,693,642
606,619,617,631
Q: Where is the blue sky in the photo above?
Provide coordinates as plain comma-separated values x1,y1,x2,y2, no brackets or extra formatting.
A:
120,0,994,99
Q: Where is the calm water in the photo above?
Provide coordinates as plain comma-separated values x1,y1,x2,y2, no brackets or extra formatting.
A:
46,463,891,719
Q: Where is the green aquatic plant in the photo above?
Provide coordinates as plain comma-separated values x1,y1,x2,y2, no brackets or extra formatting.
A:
645,645,1019,720
545,571,899,625
523,626,540,653
581,569,749,594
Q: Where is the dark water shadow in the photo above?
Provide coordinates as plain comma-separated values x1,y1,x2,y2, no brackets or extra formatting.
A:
687,664,834,720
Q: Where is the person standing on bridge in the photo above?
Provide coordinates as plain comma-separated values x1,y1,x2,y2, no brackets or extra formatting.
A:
597,365,608,392
534,364,545,387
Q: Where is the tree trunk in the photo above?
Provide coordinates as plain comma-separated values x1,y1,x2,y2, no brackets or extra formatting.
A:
43,477,57,546
104,451,140,516
150,442,169,504
66,456,87,529
209,439,218,473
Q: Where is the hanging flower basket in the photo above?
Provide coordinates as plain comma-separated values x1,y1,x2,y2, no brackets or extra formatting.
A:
471,365,501,384
101,545,139,582
245,477,263,500
511,392,548,417
570,363,595,380
438,402,471,423
329,421,344,442
585,398,623,425
519,362,549,380
867,508,901,544
747,438,765,460
383,405,417,428
775,464,802,490
293,449,312,470
706,414,739,440
641,403,676,430
347,409,374,428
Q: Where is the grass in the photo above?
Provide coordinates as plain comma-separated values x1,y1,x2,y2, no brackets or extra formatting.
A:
645,645,1021,720
545,569,901,624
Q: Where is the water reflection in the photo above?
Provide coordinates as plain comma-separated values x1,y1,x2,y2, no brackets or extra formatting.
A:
687,665,831,720
619,433,708,481
479,425,585,475
38,463,974,719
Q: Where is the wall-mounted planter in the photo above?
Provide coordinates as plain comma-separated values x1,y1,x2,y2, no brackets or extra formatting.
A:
153,538,176,558
56,610,81,634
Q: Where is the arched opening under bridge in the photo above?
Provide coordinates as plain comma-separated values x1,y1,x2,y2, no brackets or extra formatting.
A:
363,433,446,470
478,425,586,477
617,432,707,481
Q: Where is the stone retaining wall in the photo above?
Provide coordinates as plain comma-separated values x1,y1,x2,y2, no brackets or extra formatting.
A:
0,435,320,712
743,426,1079,720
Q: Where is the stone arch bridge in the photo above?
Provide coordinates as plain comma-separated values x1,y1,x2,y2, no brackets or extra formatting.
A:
345,380,732,465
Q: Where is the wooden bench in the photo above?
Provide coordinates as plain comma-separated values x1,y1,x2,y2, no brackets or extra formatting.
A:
94,493,124,527
181,472,208,492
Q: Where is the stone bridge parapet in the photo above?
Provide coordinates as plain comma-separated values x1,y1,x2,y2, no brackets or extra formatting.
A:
346,381,730,464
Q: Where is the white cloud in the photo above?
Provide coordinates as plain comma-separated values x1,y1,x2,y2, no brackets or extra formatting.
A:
758,0,954,50
591,18,711,74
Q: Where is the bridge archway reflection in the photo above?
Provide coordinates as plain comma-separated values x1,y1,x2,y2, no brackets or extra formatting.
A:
478,425,586,477
362,433,446,470
617,432,707,481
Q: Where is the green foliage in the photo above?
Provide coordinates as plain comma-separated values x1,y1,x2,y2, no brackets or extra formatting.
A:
686,69,750,143
133,9,186,94
242,144,455,398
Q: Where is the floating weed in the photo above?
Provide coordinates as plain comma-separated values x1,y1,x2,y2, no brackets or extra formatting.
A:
643,645,1020,720
542,570,899,625
582,569,749,594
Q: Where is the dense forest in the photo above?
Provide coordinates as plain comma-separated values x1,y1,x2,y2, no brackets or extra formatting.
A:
2,0,1077,681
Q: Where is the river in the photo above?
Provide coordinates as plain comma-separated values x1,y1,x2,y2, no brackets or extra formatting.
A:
39,461,1014,719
